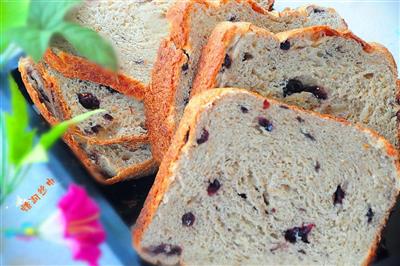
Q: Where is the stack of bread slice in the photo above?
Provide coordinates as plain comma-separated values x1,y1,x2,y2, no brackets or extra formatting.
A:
18,0,399,264
19,0,349,182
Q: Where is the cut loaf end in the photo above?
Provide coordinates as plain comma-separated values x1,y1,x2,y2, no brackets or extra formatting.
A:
134,88,399,265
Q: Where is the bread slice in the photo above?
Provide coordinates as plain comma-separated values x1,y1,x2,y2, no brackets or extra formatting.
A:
65,0,175,86
146,0,348,162
133,88,400,265
192,23,399,147
19,58,157,184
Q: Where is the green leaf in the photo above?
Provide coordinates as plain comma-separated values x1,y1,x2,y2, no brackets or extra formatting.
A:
0,0,30,52
56,22,118,70
5,75,35,166
6,26,53,61
28,0,81,30
21,109,105,165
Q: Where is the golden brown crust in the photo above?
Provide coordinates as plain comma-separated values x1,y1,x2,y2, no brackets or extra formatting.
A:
19,57,157,184
134,88,400,264
43,49,146,99
147,0,349,164
145,39,186,162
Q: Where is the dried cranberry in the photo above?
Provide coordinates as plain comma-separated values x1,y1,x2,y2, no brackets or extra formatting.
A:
313,8,325,13
144,244,182,256
240,106,249,113
207,179,221,196
182,212,195,227
242,52,253,61
91,125,102,134
333,185,345,205
315,161,320,172
283,79,327,100
103,114,113,121
222,54,232,69
89,153,98,163
77,93,100,110
258,117,273,132
284,224,315,244
366,208,374,223
306,86,328,100
283,79,303,97
280,40,291,50
196,129,209,144
238,193,247,199
263,99,270,109
301,130,316,141
228,15,237,22
182,63,189,71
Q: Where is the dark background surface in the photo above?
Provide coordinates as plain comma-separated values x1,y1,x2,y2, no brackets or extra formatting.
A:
10,68,400,265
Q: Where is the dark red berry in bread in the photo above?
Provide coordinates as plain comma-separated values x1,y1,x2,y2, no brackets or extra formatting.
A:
182,212,195,227
197,129,209,144
144,244,182,256
366,208,374,223
333,185,345,205
283,79,328,100
182,63,189,71
240,106,249,113
238,193,247,199
296,116,305,123
228,15,237,22
284,224,315,244
315,161,321,172
306,85,328,100
103,114,113,121
280,40,291,50
301,130,316,141
243,52,254,61
91,125,102,134
207,179,221,196
258,117,273,132
313,8,325,13
222,54,232,69
77,93,100,110
89,153,98,163
283,79,303,97
263,99,270,109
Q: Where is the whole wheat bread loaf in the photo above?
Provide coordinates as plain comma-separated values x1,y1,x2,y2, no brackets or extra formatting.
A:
146,0,348,162
19,58,156,184
192,23,399,147
133,88,400,265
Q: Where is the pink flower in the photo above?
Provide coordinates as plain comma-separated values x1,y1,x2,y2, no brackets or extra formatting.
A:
57,184,106,266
